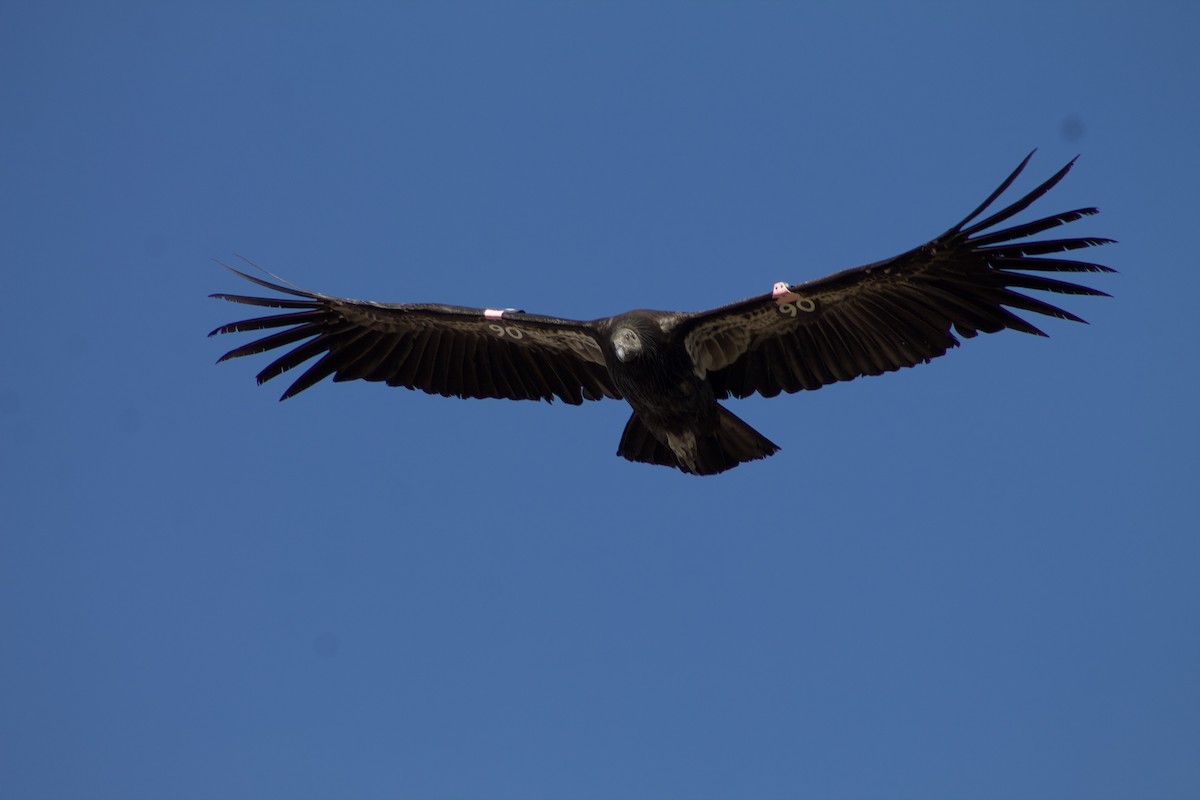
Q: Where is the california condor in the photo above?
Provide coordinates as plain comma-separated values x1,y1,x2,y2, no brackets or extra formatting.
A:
210,153,1113,475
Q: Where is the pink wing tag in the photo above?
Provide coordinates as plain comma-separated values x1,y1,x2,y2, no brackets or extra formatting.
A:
772,281,803,305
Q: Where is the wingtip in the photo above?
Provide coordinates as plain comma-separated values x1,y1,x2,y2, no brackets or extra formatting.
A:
230,254,307,290
211,255,289,286
1005,149,1039,185
210,257,315,299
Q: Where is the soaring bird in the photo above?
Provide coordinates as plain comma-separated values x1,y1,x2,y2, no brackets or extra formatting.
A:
210,153,1113,475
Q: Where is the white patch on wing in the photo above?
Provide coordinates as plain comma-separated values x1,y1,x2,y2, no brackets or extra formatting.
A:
519,326,607,364
339,302,608,366
684,304,781,376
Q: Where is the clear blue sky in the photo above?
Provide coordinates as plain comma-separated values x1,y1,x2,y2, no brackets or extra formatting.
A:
2,2,1197,798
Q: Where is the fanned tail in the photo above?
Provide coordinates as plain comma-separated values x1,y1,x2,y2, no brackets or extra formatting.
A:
617,406,779,475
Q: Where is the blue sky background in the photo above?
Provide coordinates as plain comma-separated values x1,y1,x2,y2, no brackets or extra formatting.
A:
2,2,1197,798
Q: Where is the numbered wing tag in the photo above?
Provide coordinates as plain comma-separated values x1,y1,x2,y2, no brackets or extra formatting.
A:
771,282,816,317
484,308,527,338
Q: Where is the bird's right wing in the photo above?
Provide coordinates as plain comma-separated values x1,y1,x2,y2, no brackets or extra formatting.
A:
209,266,620,404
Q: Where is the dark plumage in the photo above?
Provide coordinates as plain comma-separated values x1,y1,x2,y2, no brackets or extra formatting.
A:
210,153,1113,475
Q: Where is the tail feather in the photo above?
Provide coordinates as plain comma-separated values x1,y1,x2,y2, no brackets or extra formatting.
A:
616,412,679,469
617,406,780,475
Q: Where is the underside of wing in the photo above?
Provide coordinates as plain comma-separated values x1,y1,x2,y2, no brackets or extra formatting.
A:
678,153,1115,399
209,265,620,404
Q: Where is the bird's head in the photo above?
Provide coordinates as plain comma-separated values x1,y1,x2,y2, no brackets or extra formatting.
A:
611,327,644,363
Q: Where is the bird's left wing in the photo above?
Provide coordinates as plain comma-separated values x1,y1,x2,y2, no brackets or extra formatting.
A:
674,153,1115,399
210,267,619,404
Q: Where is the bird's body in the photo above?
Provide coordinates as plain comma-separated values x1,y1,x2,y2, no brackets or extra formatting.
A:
597,311,779,474
210,153,1114,475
